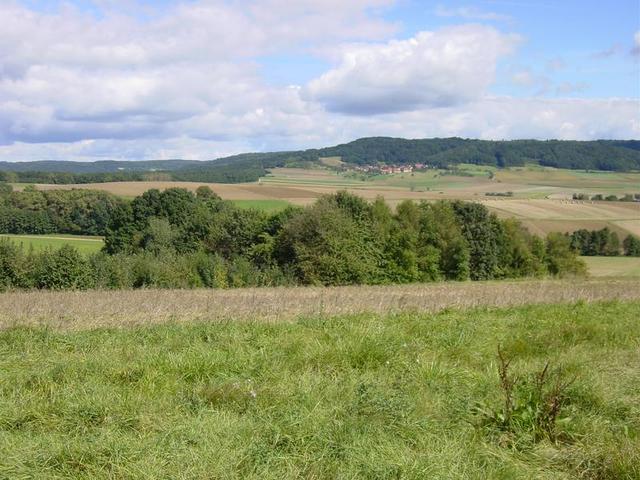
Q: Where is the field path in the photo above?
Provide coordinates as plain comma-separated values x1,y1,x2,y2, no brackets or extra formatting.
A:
1,279,638,330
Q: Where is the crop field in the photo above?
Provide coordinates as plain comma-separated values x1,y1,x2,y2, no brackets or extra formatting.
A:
0,298,638,478
0,234,104,255
583,256,640,278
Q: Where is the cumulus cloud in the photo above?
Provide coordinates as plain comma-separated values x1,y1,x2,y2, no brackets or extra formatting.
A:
305,25,520,114
0,0,401,149
0,1,637,161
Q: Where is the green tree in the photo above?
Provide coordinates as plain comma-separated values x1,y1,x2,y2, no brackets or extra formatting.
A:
623,235,640,256
545,233,587,277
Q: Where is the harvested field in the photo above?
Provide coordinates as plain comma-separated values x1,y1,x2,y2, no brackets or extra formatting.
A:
517,219,635,237
1,278,638,331
614,219,640,237
481,199,640,220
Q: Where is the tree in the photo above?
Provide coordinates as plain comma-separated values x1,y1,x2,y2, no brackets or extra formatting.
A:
275,194,383,285
452,201,501,280
623,235,640,257
545,233,587,277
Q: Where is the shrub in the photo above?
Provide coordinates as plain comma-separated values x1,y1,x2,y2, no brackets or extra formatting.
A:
33,245,92,290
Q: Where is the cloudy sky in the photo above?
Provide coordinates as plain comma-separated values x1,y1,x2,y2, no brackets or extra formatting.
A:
0,0,638,161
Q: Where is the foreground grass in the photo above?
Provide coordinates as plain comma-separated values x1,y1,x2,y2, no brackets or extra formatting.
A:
1,301,639,479
0,234,104,255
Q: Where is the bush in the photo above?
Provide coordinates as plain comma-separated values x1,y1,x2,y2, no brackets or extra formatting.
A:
0,239,30,290
33,245,92,290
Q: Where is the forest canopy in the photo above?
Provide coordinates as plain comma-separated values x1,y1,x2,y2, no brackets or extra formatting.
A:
0,187,589,290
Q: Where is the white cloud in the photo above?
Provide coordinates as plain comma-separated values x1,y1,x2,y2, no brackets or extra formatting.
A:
305,25,520,114
434,5,512,22
0,1,637,162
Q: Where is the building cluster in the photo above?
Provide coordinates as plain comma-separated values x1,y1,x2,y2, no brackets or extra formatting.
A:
349,163,430,175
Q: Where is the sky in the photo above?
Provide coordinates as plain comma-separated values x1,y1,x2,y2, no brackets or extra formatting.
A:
0,0,638,161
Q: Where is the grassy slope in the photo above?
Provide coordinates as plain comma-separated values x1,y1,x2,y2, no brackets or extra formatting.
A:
1,301,638,479
0,234,104,255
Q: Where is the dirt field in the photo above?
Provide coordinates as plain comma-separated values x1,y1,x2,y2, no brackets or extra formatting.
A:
1,278,638,331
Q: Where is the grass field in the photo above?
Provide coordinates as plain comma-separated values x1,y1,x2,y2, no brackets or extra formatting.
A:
0,234,104,255
0,300,638,478
583,256,640,278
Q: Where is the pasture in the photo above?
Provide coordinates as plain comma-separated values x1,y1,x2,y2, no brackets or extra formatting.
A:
0,300,638,478
0,234,104,255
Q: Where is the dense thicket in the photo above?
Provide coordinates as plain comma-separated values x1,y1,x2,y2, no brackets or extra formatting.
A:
568,228,640,257
0,188,587,290
1,138,638,186
0,186,124,235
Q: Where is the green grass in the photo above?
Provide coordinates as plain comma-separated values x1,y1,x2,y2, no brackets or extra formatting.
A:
0,301,638,479
583,256,640,278
231,199,292,213
0,234,104,255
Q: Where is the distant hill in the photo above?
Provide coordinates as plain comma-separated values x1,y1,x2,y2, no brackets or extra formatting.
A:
0,159,203,174
1,138,639,184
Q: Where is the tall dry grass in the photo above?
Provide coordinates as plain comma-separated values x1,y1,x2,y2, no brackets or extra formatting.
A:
1,278,638,331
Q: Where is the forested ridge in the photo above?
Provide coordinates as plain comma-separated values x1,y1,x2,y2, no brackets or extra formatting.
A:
1,137,638,185
0,185,592,290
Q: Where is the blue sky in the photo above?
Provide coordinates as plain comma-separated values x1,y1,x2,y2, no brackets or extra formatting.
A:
0,0,638,160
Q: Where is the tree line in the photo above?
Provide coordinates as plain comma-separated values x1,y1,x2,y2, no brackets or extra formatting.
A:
0,186,588,290
568,227,640,257
0,184,123,235
572,193,640,202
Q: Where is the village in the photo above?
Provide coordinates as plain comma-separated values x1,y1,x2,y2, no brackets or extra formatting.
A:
347,162,432,175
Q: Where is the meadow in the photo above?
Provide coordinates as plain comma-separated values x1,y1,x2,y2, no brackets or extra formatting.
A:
0,300,638,479
0,234,104,255
582,256,640,278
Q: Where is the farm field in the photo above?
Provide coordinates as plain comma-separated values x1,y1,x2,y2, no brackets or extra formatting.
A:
9,165,640,237
583,256,640,278
0,300,638,478
0,234,104,255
